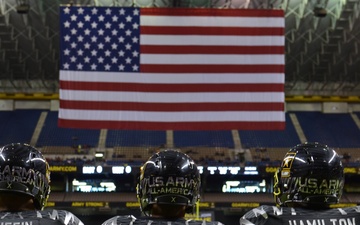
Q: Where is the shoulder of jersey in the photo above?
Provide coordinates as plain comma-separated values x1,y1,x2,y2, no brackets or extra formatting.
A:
185,220,224,225
240,205,278,225
41,209,84,225
102,215,137,225
0,210,83,225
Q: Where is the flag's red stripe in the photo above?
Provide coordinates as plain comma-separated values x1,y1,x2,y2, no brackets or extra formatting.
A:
60,81,284,92
60,100,285,111
141,45,285,54
140,8,284,17
58,119,286,130
141,26,284,36
141,65,285,73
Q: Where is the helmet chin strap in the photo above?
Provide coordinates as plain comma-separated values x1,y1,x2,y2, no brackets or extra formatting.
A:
0,181,46,210
142,194,193,216
284,195,339,208
0,181,31,195
154,195,190,206
0,181,38,208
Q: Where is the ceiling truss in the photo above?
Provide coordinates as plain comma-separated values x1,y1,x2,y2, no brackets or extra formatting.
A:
0,0,360,95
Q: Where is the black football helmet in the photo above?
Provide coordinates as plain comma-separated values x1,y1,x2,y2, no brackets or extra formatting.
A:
137,149,201,215
274,142,344,208
0,143,51,210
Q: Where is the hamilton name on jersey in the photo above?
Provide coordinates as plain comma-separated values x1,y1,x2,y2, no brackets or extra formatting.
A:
288,217,355,225
240,205,360,225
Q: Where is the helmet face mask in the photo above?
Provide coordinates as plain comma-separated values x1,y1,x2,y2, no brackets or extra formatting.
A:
137,149,200,216
273,142,344,208
0,143,51,210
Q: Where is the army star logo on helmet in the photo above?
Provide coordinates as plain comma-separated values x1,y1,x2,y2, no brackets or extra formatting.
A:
281,152,296,178
282,153,296,168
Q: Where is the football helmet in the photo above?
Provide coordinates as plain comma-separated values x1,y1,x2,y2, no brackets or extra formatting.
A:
137,149,201,215
274,142,344,208
0,143,51,210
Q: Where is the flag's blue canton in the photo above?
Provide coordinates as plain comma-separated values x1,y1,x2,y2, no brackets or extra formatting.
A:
60,7,140,72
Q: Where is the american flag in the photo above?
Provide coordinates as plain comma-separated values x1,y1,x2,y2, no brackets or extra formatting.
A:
59,6,285,130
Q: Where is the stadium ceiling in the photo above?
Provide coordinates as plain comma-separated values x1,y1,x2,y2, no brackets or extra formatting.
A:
0,0,359,96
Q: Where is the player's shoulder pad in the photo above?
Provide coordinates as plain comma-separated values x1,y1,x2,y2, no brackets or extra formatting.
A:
240,205,277,225
41,209,85,225
101,215,137,225
185,220,224,225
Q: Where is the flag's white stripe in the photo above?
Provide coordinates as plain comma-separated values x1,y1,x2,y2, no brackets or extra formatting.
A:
59,109,285,122
60,71,284,84
141,54,284,65
140,15,284,28
59,90,284,103
140,35,284,46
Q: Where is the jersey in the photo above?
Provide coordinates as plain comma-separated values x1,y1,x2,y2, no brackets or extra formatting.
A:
102,215,224,225
240,205,360,225
0,209,84,225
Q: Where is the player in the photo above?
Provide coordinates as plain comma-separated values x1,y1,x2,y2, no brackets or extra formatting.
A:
239,142,360,225
0,143,84,225
102,149,224,225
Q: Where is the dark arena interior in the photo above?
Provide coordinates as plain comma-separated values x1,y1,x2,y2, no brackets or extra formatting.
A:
1,0,360,224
